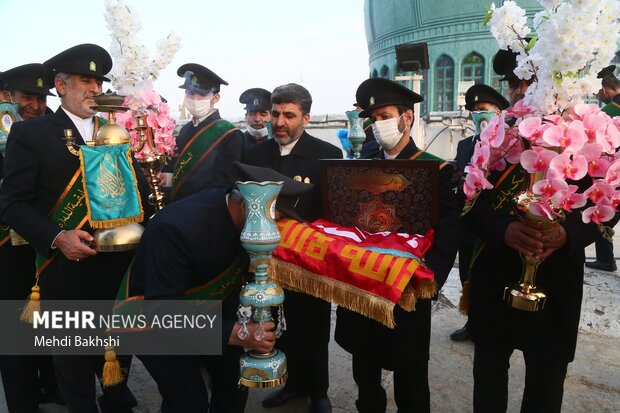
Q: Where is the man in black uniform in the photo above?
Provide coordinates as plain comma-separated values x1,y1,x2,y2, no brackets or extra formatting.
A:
585,65,620,271
171,64,245,201
0,63,63,412
0,44,149,413
245,83,342,413
335,78,459,413
239,87,271,150
131,163,313,413
450,84,509,342
463,53,620,412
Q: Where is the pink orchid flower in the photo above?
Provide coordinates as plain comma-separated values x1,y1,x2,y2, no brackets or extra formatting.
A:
141,90,162,108
520,148,558,174
605,160,620,186
577,143,609,178
463,166,493,200
481,114,506,148
505,99,536,119
470,141,490,169
532,178,568,200
542,121,587,153
550,184,586,212
548,153,587,181
582,197,616,224
528,201,556,220
571,103,600,120
504,137,524,164
584,181,616,203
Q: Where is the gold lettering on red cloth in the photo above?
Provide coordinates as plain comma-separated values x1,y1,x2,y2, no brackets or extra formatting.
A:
271,218,436,328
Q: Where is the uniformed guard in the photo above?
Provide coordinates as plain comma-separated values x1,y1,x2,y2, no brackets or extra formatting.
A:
0,63,64,412
0,43,151,413
451,84,509,343
0,63,55,120
125,163,314,413
335,77,459,413
493,46,534,106
239,87,272,149
586,65,620,271
171,63,246,201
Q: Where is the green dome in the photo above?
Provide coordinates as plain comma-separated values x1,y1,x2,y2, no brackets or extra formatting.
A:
363,0,543,114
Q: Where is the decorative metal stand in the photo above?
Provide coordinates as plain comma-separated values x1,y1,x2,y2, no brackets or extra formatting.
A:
345,110,366,159
236,181,287,388
134,115,167,212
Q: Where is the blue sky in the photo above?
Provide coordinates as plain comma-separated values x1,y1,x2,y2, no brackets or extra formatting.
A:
1,0,369,118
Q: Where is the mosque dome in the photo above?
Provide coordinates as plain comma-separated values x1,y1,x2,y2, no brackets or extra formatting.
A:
363,0,543,114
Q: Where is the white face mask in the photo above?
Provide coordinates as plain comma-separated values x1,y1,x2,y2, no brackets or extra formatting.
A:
247,125,268,138
184,95,213,119
371,114,406,151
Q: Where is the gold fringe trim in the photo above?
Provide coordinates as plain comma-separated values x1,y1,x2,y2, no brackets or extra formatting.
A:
20,284,41,324
101,345,124,387
88,216,143,229
271,258,397,328
458,281,470,315
270,258,434,328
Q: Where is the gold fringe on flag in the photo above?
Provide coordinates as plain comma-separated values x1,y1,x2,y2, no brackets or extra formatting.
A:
20,284,41,324
270,258,436,329
458,280,470,315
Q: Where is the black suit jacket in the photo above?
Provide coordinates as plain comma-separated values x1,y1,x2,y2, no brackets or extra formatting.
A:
244,131,343,222
335,138,460,368
0,108,151,299
172,110,245,201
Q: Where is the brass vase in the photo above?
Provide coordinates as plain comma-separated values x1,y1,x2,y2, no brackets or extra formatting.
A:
134,116,167,213
503,174,562,312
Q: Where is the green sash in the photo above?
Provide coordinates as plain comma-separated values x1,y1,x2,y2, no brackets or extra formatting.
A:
35,169,90,276
409,149,449,170
171,119,238,199
115,251,249,304
35,116,106,277
602,102,620,118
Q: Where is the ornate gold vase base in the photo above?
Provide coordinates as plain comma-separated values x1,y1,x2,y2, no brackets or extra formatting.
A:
503,283,546,312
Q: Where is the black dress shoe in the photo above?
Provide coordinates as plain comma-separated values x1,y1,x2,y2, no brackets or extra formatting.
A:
585,260,617,272
262,388,307,408
311,397,332,413
450,325,471,342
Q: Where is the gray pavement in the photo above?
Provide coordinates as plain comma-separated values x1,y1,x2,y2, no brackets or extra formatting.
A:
2,239,620,412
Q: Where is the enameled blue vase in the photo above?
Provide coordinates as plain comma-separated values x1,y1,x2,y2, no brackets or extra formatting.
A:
345,110,366,159
236,181,288,388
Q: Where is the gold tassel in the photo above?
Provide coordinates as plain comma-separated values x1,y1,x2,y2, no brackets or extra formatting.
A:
458,281,470,315
397,284,417,312
101,345,124,387
20,284,41,324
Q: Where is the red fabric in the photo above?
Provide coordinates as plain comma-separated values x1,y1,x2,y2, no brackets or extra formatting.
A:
273,218,435,303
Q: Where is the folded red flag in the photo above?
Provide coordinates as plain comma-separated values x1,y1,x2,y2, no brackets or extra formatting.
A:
271,218,435,328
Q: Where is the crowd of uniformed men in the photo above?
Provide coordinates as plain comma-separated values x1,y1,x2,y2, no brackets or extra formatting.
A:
0,42,617,413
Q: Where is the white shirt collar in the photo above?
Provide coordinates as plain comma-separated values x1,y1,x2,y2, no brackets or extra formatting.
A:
384,150,399,160
61,107,95,142
279,135,302,156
